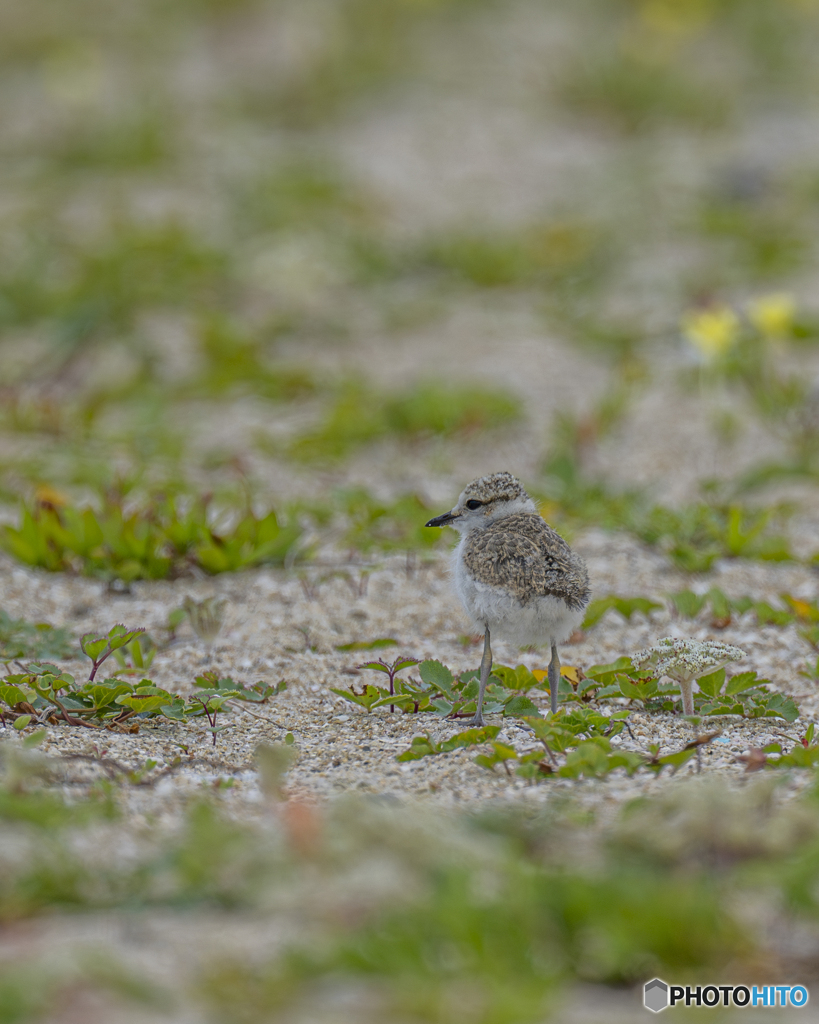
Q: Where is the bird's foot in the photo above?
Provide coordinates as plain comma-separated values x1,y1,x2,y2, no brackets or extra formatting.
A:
469,714,485,728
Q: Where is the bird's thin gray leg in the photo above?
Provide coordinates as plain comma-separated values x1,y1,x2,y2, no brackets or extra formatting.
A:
548,643,560,715
472,628,492,727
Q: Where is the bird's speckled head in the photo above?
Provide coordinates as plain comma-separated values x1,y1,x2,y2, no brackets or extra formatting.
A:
425,472,537,534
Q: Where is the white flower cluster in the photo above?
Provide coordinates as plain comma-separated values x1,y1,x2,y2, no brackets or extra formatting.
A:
632,637,745,682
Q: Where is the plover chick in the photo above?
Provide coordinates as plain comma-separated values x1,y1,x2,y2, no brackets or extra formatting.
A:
426,472,590,724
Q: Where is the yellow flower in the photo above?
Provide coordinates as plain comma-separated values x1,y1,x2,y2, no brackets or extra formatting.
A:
682,306,739,362
748,293,795,338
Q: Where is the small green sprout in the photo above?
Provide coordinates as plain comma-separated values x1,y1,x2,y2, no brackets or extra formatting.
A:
81,625,146,681
357,656,419,712
183,596,227,649
255,741,297,798
187,691,239,747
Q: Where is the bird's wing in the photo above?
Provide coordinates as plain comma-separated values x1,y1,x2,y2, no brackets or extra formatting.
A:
463,518,589,610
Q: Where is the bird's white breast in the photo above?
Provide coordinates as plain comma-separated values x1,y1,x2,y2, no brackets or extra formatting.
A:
451,538,583,647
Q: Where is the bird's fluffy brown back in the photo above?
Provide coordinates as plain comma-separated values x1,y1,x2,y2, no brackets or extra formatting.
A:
462,513,590,611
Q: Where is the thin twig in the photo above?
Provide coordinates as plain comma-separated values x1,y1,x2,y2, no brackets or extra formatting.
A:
226,699,270,721
540,737,559,767
51,697,100,729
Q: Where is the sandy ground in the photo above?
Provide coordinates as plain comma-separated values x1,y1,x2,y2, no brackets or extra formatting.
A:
3,532,819,1022
3,520,816,814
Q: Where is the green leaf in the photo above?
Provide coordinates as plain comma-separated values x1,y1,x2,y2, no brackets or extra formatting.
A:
724,671,765,696
0,611,74,661
80,634,108,661
336,638,399,651
617,675,658,702
492,664,539,691
396,735,437,761
329,684,384,713
392,658,420,673
585,657,633,680
84,681,134,709
581,597,615,629
752,601,792,626
696,668,725,699
473,741,519,772
650,747,697,775
396,725,500,761
473,753,499,770
488,741,518,760
160,700,187,721
0,684,33,708
582,596,662,630
668,590,707,618
189,693,235,713
13,715,32,731
116,693,173,715
607,750,644,775
418,660,454,697
107,625,146,651
559,739,614,778
428,698,454,717
764,694,800,723
503,694,541,718
439,726,500,752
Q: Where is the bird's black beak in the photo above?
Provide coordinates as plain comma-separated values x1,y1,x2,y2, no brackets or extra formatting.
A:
425,510,458,528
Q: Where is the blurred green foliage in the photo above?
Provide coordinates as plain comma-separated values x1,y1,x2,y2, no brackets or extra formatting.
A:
195,316,317,400
0,738,818,1020
562,50,729,134
1,495,302,581
420,221,610,291
1,0,819,576
330,488,445,554
0,222,228,347
0,611,74,663
288,381,521,463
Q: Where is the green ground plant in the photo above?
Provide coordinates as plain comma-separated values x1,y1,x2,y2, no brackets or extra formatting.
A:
335,652,798,729
332,658,543,718
584,587,819,634
0,623,283,739
1,494,303,581
384,652,798,781
581,595,663,629
557,0,819,136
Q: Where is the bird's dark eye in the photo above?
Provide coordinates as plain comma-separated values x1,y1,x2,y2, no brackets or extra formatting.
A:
465,499,483,510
